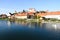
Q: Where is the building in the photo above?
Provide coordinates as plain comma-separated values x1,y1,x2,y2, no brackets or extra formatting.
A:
14,8,35,19
37,11,60,19
14,12,27,19
8,8,60,20
0,14,7,18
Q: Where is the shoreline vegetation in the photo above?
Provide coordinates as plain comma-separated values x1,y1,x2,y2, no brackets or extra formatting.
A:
0,18,60,23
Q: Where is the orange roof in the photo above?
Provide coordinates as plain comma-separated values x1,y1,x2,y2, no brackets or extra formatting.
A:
15,13,27,16
28,12,34,15
37,11,60,17
46,11,60,15
15,11,60,17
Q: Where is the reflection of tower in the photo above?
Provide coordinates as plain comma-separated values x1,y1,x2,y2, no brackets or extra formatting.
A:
7,21,11,27
29,8,36,13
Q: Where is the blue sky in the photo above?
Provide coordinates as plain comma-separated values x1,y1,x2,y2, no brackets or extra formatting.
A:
0,0,60,14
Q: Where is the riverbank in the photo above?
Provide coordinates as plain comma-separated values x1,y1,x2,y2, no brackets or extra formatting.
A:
0,18,60,23
41,20,60,23
0,18,9,20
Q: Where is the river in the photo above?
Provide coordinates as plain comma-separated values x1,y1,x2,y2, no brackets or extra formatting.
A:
0,20,60,40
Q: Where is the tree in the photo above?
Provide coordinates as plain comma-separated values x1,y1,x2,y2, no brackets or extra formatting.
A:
40,11,46,13
9,12,14,15
9,12,12,15
23,10,26,13
33,13,36,15
13,13,17,14
36,11,39,13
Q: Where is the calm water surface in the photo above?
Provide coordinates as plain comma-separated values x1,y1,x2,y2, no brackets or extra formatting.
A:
0,20,60,40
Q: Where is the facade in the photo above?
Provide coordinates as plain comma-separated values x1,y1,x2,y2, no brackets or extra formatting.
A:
44,15,60,19
37,11,60,19
15,16,27,19
14,13,27,19
44,11,60,19
14,8,35,19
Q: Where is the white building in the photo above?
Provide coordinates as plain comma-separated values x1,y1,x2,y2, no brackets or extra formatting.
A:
39,11,60,19
44,15,60,19
15,16,27,19
14,13,27,19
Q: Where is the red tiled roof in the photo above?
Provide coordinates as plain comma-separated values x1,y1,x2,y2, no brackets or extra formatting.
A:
37,11,60,17
15,11,60,17
46,12,60,15
28,12,33,15
15,13,27,16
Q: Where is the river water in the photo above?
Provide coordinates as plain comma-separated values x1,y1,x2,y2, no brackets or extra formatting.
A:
0,20,60,40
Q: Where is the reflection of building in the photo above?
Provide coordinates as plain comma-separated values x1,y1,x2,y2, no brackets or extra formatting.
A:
45,23,60,30
15,21,27,26
7,21,11,26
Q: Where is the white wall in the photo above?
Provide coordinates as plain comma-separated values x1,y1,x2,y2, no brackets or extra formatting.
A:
15,16,27,19
44,15,60,19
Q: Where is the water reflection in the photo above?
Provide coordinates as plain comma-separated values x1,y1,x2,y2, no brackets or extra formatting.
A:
7,21,11,27
15,20,27,26
7,20,60,31
43,23,60,31
14,20,41,29
1,20,60,40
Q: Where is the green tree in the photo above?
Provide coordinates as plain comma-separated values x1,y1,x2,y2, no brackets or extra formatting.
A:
23,10,26,13
40,11,46,13
36,11,39,13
